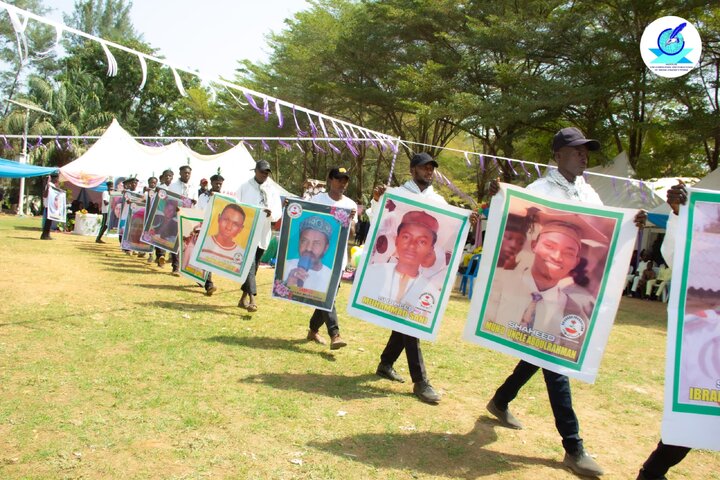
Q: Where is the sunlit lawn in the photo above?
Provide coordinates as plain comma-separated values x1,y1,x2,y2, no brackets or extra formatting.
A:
0,214,717,479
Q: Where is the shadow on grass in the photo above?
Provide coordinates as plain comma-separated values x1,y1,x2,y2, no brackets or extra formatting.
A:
141,301,235,315
12,225,41,231
239,372,395,400
133,282,203,292
207,335,338,362
309,418,561,478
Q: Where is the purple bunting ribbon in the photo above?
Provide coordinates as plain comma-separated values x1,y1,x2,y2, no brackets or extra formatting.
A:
278,140,292,150
35,136,43,148
205,139,216,153
464,152,472,167
295,142,304,153
508,160,518,176
312,140,325,153
307,113,319,138
262,140,270,151
319,117,329,138
224,138,235,147
262,97,270,122
520,162,531,178
54,137,61,149
327,142,341,154
244,92,264,116
535,163,542,177
479,154,485,172
243,140,254,151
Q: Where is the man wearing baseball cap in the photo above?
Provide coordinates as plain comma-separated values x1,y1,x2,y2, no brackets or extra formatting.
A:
235,160,283,312
485,127,647,476
303,166,357,349
370,152,479,404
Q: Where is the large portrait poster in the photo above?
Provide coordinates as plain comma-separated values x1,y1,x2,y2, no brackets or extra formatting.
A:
272,199,352,311
107,193,124,234
463,183,637,383
178,208,208,283
347,189,471,341
121,194,154,253
117,191,143,239
142,189,192,253
46,185,66,223
662,188,720,451
190,194,263,283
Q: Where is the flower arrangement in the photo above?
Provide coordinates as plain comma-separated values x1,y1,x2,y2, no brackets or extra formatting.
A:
273,280,292,299
330,207,351,228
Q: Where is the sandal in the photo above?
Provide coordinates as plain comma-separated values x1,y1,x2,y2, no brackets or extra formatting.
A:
246,303,258,313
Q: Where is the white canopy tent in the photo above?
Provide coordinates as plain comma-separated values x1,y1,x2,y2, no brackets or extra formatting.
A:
59,119,294,197
586,151,665,210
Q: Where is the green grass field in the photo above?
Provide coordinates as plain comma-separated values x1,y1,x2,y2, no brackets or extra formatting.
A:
0,215,717,479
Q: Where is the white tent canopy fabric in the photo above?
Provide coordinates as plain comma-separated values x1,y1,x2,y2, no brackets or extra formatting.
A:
60,119,292,197
585,151,665,210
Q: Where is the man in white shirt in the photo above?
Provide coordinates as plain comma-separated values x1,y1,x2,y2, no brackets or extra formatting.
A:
195,174,224,295
235,160,282,312
305,167,357,350
95,180,114,244
167,165,198,275
485,127,646,477
40,172,60,240
154,169,174,268
371,152,479,404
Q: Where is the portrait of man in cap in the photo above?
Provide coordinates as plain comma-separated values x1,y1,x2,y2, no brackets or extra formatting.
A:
284,215,335,293
359,209,443,323
485,208,609,351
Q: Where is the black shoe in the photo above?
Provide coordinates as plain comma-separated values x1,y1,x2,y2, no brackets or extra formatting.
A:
486,399,523,429
636,468,666,480
413,381,440,404
376,363,405,383
563,450,604,477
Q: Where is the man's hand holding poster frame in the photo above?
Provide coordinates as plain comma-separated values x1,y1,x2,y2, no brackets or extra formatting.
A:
273,199,352,312
347,189,470,341
190,194,262,283
121,193,153,253
142,189,191,253
464,183,637,383
46,185,66,223
662,188,720,451
178,208,208,283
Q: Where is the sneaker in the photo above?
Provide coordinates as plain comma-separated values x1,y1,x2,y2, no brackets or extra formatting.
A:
157,257,166,267
306,329,327,345
205,285,217,296
96,239,105,244
171,270,180,277
413,381,440,404
330,334,347,350
486,399,523,429
563,450,604,477
376,362,405,383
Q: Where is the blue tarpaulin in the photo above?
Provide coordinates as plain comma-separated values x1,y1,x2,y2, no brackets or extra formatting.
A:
0,157,59,178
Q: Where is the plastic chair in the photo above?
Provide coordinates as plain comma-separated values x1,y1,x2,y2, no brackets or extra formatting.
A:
458,254,482,298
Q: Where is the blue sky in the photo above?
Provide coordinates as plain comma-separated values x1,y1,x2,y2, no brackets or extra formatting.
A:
45,0,311,80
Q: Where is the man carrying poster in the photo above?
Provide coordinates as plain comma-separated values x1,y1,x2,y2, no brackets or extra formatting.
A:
364,152,476,405
235,160,283,313
636,182,720,479
96,180,114,244
167,165,198,275
301,167,357,350
479,127,647,477
40,172,60,240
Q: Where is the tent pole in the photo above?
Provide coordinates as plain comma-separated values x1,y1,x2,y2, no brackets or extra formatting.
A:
16,107,29,216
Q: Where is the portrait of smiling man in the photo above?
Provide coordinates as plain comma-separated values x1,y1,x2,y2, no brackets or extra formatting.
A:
198,203,247,273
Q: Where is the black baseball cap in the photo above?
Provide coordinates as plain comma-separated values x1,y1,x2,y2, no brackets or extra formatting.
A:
328,166,350,180
410,152,438,168
552,127,600,152
253,160,272,172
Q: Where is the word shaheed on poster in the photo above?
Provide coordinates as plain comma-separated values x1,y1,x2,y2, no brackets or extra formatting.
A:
178,208,208,283
347,189,471,341
141,188,192,253
464,184,637,383
190,194,264,283
273,199,353,312
662,188,720,451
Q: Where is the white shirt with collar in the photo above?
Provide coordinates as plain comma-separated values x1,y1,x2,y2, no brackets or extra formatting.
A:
309,191,358,270
527,168,603,206
235,178,283,249
369,180,447,220
168,179,198,202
